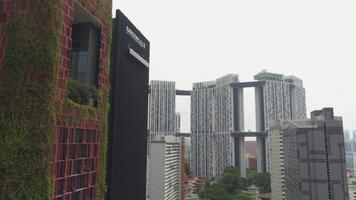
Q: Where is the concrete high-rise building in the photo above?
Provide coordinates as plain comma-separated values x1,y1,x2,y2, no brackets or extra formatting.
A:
345,130,351,141
254,70,307,172
176,111,186,200
147,80,188,200
180,136,186,200
279,108,348,200
215,75,243,177
254,71,307,125
245,141,257,157
190,71,306,179
345,130,356,172
176,112,181,133
269,120,286,200
191,80,216,179
148,80,176,136
148,135,181,200
191,74,242,178
344,130,354,171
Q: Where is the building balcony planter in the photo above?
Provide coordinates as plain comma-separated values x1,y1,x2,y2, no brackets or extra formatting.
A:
68,78,98,107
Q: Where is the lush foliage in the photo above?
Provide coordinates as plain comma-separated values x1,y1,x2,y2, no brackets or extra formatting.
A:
0,1,112,199
199,183,230,200
0,1,61,199
247,170,271,193
222,167,248,193
68,78,98,106
199,168,270,200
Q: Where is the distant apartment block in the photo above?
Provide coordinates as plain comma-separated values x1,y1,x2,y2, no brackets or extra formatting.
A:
246,155,257,170
269,120,287,200
344,130,356,173
345,130,351,141
254,70,307,172
245,141,257,170
148,80,176,136
191,74,241,178
148,135,181,200
176,112,181,133
180,136,186,200
272,108,348,200
147,81,188,200
191,71,306,180
254,71,307,125
245,141,257,157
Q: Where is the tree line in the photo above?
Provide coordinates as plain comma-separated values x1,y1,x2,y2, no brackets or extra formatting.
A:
198,167,271,200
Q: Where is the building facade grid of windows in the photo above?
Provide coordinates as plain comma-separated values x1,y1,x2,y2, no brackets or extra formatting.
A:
279,108,348,200
148,80,176,136
254,70,307,173
190,75,239,179
149,136,181,200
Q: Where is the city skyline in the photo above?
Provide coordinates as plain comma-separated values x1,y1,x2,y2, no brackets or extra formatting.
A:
1,1,352,200
114,0,356,132
189,72,307,179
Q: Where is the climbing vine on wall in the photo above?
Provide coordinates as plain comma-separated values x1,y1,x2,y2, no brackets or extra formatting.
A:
0,1,61,199
69,1,112,199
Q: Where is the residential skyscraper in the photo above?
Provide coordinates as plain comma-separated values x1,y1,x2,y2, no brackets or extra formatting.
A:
214,75,244,177
0,1,111,199
191,80,216,179
281,108,347,200
148,135,181,200
147,80,188,200
148,80,176,136
254,70,307,172
191,74,242,178
190,71,306,179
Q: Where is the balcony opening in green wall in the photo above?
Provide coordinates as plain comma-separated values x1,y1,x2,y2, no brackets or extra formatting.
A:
69,3,102,107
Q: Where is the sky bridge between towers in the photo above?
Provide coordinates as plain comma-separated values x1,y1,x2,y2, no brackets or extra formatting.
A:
148,80,268,177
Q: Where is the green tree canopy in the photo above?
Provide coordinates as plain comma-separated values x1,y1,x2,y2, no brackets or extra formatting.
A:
199,183,230,200
198,167,271,200
254,172,271,193
232,194,254,200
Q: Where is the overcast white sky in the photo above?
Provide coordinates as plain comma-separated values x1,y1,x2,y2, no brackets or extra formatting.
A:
113,0,356,133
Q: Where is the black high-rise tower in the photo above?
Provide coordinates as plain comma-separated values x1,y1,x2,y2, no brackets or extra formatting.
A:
107,10,150,200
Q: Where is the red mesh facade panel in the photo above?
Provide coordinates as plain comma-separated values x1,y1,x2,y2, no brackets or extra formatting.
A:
52,0,111,199
0,0,112,199
53,127,99,199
